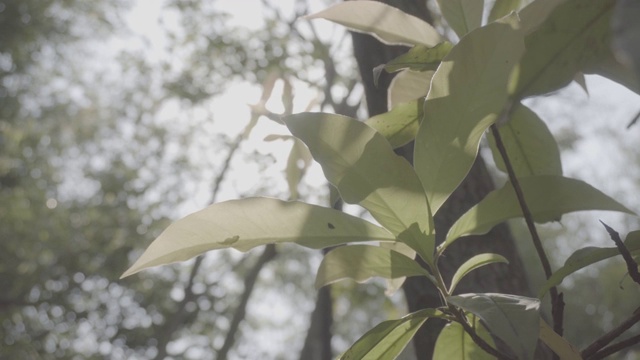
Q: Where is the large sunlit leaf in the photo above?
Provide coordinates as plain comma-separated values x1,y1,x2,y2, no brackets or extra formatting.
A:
514,0,615,98
449,254,509,294
339,309,446,360
305,1,441,47
285,113,434,264
436,0,484,38
489,0,521,23
388,70,433,109
121,198,395,278
538,230,640,298
443,175,634,251
447,293,540,360
365,98,424,149
488,104,562,178
433,314,495,360
315,245,433,289
539,319,582,360
383,42,453,73
414,15,525,215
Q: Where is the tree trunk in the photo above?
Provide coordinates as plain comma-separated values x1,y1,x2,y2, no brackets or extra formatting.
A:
350,1,532,358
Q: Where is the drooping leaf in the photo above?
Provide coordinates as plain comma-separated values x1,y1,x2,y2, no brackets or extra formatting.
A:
489,0,522,22
284,113,434,264
443,175,635,251
433,314,495,360
538,318,582,360
388,70,433,109
449,254,509,294
514,0,616,99
315,245,433,289
339,309,446,360
436,0,484,38
383,42,453,73
414,15,525,215
538,230,640,298
121,198,395,278
305,1,441,47
365,98,424,149
447,293,540,360
488,104,562,178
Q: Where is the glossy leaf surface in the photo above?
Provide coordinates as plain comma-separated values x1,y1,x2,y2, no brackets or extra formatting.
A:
365,98,424,149
122,198,395,277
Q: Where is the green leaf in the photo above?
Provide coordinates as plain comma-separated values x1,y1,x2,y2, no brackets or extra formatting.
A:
383,42,453,73
539,319,582,360
447,293,540,360
517,0,567,34
388,70,433,109
315,245,433,289
284,113,435,264
489,0,522,22
433,314,496,360
587,51,640,95
514,0,616,98
365,98,424,149
538,230,640,298
414,15,525,215
340,309,446,360
121,198,395,278
380,241,416,295
436,0,484,38
488,104,562,177
305,1,441,47
450,254,509,294
443,175,635,251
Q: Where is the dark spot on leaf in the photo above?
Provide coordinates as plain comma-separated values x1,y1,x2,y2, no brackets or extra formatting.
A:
327,223,335,230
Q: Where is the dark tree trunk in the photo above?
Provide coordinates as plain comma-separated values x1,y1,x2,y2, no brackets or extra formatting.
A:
350,1,532,359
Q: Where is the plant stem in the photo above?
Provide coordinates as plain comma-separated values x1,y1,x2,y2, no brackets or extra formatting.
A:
582,306,640,358
452,308,514,360
489,123,564,338
587,333,640,360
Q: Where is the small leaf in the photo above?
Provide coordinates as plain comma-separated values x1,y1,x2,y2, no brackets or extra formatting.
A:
315,245,433,289
538,231,640,298
538,318,582,359
339,309,446,360
443,175,635,252
514,0,616,98
121,198,395,278
436,0,484,38
447,293,540,360
365,98,424,149
285,113,434,264
489,0,522,23
305,1,441,47
383,42,453,73
388,70,433,109
450,254,509,294
433,314,495,360
414,15,525,214
488,104,562,177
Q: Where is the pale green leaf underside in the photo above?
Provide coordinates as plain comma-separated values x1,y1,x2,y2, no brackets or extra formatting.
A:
340,309,445,360
450,253,509,294
365,98,424,149
515,0,615,98
489,104,562,177
448,293,540,360
384,42,453,73
436,0,484,38
315,245,432,289
538,230,640,298
539,319,582,360
121,198,394,278
433,315,495,360
285,113,434,263
414,15,525,215
305,1,441,47
388,70,433,109
444,175,635,251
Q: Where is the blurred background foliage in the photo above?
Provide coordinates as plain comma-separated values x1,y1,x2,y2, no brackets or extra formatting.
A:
0,0,638,359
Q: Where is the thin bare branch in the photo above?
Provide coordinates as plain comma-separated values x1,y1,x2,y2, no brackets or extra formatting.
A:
582,306,640,358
